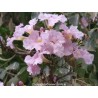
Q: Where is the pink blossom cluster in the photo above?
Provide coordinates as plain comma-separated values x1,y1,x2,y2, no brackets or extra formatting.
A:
6,13,94,76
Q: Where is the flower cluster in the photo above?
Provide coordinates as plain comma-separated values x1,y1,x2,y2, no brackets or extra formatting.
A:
6,13,94,76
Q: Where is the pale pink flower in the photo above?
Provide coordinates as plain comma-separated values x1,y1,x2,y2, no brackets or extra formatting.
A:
29,18,37,26
41,29,66,57
38,13,51,21
23,30,43,51
40,43,54,54
73,48,94,64
60,24,84,39
53,43,65,57
13,23,25,38
38,13,67,27
59,23,68,31
63,40,74,56
69,25,84,39
59,15,67,23
24,18,37,34
24,52,43,65
43,30,65,44
6,23,25,49
6,37,16,49
27,65,41,76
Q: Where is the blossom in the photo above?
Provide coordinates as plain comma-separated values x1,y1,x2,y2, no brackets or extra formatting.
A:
73,48,94,64
60,24,84,40
6,23,25,49
27,64,41,76
59,15,67,23
13,23,25,38
53,43,65,57
29,18,37,26
49,30,66,44
40,43,54,54
59,23,68,31
41,29,66,57
42,29,65,44
38,13,50,21
69,25,84,39
24,18,37,34
38,13,67,27
23,30,43,51
24,52,43,65
63,40,74,56
6,37,16,49
6,13,94,78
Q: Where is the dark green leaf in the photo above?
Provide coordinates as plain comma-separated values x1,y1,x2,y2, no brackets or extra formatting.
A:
0,69,7,80
6,62,19,70
6,76,19,86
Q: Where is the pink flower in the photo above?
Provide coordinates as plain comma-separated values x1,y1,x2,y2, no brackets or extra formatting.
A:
38,13,51,21
6,37,16,49
24,52,43,65
25,18,37,31
69,25,84,39
59,15,67,23
41,30,66,57
13,23,25,38
23,30,43,51
27,65,41,76
29,18,37,26
53,43,65,57
41,29,66,57
60,24,84,40
38,13,67,27
43,30,65,44
63,40,74,56
40,43,54,54
59,23,68,31
73,48,94,64
6,23,25,49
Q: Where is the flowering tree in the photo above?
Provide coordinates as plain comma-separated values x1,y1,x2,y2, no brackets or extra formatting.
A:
0,12,98,86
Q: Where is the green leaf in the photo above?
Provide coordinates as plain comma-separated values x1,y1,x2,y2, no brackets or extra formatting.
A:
0,55,15,61
0,48,2,55
76,68,85,77
31,12,40,19
17,67,26,76
17,67,28,83
6,76,19,86
69,14,79,26
0,69,7,80
57,58,66,66
32,77,39,84
85,30,98,51
6,62,19,70
89,72,98,85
